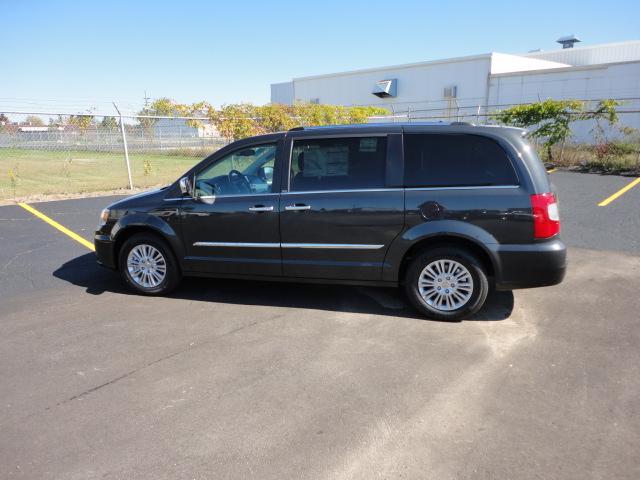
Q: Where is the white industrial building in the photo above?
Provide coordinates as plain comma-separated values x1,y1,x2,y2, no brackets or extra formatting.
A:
271,39,640,141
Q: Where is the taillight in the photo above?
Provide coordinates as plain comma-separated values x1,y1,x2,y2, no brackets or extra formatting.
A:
530,193,560,239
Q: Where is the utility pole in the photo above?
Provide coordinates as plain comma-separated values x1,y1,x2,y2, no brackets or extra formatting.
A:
143,91,151,108
113,102,133,189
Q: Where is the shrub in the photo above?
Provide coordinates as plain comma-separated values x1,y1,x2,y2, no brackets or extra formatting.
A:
140,98,390,142
495,99,621,161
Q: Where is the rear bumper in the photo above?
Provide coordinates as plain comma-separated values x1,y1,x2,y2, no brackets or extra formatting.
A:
94,233,116,269
493,238,566,290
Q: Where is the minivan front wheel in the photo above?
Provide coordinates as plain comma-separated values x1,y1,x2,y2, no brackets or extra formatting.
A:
404,247,489,321
118,233,181,295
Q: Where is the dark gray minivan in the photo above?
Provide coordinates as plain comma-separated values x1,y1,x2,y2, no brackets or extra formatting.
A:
95,123,566,320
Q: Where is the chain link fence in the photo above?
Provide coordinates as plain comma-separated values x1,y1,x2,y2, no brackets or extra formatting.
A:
2,100,640,201
0,113,228,201
369,97,640,128
369,97,640,172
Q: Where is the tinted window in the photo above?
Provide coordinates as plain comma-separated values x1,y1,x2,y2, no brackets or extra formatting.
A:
194,144,276,196
403,134,518,187
290,137,387,192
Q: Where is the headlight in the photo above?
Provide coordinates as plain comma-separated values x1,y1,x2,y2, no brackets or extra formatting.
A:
98,208,110,227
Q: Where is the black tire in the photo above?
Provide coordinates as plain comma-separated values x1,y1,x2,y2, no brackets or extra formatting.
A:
404,247,489,321
118,233,181,295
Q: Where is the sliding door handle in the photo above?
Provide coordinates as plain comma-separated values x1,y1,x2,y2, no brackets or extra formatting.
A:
249,205,274,212
285,204,311,211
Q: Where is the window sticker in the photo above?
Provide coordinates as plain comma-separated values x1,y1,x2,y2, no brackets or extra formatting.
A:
303,147,348,176
359,138,378,152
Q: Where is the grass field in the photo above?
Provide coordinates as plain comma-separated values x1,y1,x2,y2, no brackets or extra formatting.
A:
3,142,638,202
0,148,213,201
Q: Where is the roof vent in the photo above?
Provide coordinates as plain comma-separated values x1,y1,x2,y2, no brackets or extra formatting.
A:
372,79,397,98
556,35,581,49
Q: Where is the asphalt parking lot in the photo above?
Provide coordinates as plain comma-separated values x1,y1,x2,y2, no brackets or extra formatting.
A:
1,171,639,479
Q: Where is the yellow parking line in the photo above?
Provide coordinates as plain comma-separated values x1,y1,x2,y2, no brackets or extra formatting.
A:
547,168,558,174
18,202,95,251
598,177,640,207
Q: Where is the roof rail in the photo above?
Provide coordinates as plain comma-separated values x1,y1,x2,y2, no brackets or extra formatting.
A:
288,121,476,132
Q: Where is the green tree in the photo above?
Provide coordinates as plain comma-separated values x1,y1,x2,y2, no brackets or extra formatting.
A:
137,97,180,134
256,103,297,133
346,105,390,124
149,97,175,115
144,98,390,141
0,113,8,132
137,108,156,133
494,99,621,161
24,115,45,127
100,116,119,130
68,115,94,131
211,104,262,141
177,101,213,129
292,103,388,127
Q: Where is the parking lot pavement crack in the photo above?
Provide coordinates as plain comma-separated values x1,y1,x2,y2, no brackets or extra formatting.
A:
1,240,58,272
52,314,283,408
54,349,188,406
213,315,281,339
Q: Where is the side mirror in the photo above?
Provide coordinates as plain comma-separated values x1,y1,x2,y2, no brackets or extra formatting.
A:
179,176,192,196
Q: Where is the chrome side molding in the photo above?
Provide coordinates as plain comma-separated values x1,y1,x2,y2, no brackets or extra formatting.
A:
282,243,384,250
193,242,280,248
405,185,519,191
193,242,384,250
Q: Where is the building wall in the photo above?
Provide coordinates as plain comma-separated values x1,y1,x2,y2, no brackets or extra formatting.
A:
285,55,494,114
270,43,640,143
488,61,640,141
271,82,295,105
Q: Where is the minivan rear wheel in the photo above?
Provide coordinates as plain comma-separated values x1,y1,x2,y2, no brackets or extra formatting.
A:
404,247,488,321
118,233,181,295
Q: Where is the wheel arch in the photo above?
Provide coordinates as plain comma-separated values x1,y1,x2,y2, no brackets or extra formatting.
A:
398,235,496,286
113,223,182,271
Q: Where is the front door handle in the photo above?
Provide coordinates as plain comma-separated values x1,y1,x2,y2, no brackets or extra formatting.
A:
285,204,311,211
249,205,274,212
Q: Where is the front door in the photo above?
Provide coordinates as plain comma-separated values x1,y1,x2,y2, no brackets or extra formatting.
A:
180,141,282,276
279,135,405,281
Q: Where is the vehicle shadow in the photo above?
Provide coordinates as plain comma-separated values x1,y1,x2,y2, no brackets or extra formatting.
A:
53,253,514,322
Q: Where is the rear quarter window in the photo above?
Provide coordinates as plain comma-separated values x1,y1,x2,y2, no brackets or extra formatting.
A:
403,134,518,187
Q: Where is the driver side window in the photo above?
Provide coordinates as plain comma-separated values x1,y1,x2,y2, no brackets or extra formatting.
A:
194,144,277,197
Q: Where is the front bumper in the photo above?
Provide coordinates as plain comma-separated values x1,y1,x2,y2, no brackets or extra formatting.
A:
94,233,116,269
493,238,567,290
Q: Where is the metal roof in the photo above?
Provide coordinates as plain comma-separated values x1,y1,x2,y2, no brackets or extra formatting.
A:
524,40,640,66
275,40,640,86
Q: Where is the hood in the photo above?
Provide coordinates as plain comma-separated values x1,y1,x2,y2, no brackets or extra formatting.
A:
107,187,168,211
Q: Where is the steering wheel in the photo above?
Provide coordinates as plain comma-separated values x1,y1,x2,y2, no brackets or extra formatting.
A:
228,169,251,193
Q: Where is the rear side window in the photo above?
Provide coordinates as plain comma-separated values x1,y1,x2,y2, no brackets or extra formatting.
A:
403,134,518,187
290,136,387,192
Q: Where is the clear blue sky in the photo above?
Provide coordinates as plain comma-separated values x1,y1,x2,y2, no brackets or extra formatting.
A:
2,0,639,115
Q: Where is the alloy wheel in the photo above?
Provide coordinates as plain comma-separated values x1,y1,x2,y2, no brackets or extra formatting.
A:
126,244,167,288
418,259,474,311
